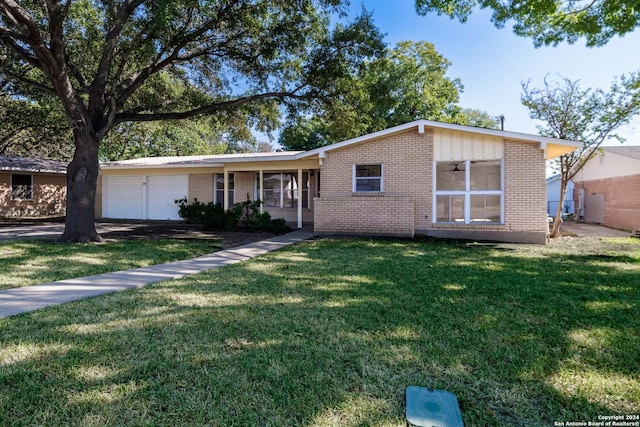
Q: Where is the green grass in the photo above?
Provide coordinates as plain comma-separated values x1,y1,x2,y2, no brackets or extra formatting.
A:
0,239,222,289
1,237,639,426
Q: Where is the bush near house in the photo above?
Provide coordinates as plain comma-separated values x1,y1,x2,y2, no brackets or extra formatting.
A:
175,196,290,233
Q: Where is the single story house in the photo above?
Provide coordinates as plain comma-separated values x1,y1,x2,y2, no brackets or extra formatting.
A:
98,120,581,244
572,146,640,232
0,155,67,217
546,174,574,217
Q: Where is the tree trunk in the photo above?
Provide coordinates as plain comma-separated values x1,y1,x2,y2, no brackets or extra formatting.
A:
549,178,568,238
58,129,102,243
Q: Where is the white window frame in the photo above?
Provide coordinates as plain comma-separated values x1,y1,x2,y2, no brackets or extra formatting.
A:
213,173,234,206
433,160,504,224
352,164,384,193
11,173,34,200
255,172,310,209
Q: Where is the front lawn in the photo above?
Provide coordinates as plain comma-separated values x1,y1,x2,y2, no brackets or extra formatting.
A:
1,237,638,426
0,239,222,290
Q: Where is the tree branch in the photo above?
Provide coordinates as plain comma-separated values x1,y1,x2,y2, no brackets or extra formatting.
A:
115,89,308,125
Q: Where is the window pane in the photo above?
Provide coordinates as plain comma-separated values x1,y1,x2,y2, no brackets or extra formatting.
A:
262,173,281,207
282,173,295,207
356,178,381,192
470,195,501,222
356,164,381,177
215,173,234,205
436,195,464,222
11,174,32,200
470,160,501,190
436,162,465,191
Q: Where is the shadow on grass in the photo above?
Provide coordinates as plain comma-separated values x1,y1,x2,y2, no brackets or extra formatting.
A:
0,239,222,290
0,238,638,426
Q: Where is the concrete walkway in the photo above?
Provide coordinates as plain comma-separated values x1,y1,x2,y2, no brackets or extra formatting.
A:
559,221,632,238
0,229,313,320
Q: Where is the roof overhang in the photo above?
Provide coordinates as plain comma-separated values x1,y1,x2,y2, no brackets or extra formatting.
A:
297,120,582,161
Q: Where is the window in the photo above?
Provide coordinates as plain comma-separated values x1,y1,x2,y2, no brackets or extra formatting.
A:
353,164,383,193
434,160,502,224
11,174,33,200
256,172,309,208
214,173,234,206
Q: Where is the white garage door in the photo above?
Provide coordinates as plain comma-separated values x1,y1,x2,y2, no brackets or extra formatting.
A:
104,176,144,219
147,175,188,220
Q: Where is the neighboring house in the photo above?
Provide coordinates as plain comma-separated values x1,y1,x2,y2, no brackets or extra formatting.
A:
99,120,580,244
0,155,67,217
546,174,574,217
572,146,640,232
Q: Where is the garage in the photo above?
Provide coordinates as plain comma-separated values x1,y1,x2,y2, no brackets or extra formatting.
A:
147,175,189,220
102,175,188,220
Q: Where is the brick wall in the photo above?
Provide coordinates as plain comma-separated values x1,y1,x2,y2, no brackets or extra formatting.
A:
0,172,66,217
315,128,431,237
314,131,549,243
574,174,640,232
503,140,548,233
188,173,213,203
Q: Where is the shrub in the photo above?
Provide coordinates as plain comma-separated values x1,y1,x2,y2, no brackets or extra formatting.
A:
175,196,290,233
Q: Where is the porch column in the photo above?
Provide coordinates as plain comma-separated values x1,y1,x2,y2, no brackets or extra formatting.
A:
223,171,229,211
259,170,264,214
297,168,303,229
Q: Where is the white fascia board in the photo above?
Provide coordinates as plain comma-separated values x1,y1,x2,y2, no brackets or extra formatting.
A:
295,119,583,160
100,162,225,170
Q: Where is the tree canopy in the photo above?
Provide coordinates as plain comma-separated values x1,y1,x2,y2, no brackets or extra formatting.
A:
414,0,640,46
521,74,640,237
279,40,472,151
0,0,384,241
0,79,72,159
279,41,500,151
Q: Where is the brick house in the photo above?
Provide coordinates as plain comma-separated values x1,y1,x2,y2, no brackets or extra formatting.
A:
98,120,580,244
572,146,640,232
0,155,67,217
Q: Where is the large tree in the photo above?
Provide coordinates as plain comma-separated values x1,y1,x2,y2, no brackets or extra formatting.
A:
279,40,464,150
0,0,383,242
521,74,640,237
414,0,640,46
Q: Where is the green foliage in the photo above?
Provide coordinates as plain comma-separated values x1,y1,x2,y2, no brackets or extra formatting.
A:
175,197,290,233
414,0,640,46
521,73,640,236
279,40,465,150
454,108,500,129
0,82,72,160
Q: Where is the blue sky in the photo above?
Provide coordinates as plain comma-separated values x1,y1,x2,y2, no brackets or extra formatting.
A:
345,0,640,146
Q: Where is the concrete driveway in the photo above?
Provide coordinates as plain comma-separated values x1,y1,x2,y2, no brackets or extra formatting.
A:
0,221,166,241
559,221,632,238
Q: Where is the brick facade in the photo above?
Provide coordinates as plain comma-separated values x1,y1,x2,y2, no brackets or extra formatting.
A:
314,130,549,243
0,172,66,217
573,175,640,232
188,173,214,204
315,128,431,237
99,121,570,243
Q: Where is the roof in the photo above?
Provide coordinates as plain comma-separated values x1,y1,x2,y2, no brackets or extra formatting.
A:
100,151,304,169
0,155,67,174
602,146,640,160
101,119,583,170
298,120,581,161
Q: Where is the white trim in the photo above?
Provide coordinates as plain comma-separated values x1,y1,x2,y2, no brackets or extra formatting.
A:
299,119,581,161
352,163,384,193
433,160,504,224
